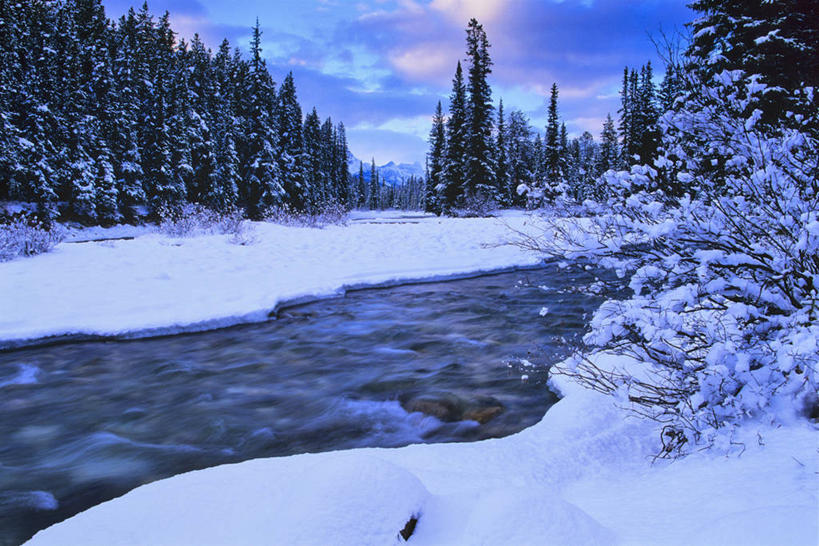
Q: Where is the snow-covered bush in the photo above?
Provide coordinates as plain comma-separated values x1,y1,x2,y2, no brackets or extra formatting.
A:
158,203,251,241
0,214,65,261
452,193,497,217
531,2,818,456
264,202,348,228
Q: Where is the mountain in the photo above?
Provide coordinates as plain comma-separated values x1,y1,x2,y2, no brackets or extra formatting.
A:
347,154,424,186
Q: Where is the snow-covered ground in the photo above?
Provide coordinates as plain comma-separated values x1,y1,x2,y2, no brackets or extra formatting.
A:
0,211,544,348
6,211,817,544
27,354,817,545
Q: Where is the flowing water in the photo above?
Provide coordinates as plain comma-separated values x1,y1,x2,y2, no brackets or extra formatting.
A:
0,263,617,544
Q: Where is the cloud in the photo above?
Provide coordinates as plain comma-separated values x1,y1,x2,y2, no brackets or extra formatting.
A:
430,0,507,24
346,128,429,165
388,42,462,82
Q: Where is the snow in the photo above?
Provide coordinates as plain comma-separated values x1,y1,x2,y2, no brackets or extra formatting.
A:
6,210,816,545
27,353,817,545
0,211,544,348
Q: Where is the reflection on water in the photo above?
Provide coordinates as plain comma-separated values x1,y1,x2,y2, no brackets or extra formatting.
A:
0,263,617,545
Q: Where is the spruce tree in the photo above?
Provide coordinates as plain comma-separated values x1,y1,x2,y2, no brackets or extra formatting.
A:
599,113,620,174
369,158,378,210
333,122,350,207
506,109,534,207
239,19,283,218
302,107,324,211
544,83,561,198
357,161,366,208
425,100,446,214
494,99,510,205
277,72,307,210
463,18,496,203
441,61,467,212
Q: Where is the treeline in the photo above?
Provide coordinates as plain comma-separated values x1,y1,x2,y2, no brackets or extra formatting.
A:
0,0,356,224
425,20,682,213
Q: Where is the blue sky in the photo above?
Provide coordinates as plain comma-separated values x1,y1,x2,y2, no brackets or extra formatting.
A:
103,0,693,165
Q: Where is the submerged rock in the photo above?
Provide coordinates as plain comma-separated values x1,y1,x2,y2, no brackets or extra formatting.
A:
400,392,504,424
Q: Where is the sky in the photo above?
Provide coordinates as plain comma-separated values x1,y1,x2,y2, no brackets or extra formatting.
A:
102,0,693,166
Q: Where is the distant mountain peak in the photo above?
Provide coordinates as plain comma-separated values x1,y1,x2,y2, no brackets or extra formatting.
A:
347,155,424,185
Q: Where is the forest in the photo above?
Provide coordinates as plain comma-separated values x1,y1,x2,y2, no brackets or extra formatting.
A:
0,1,363,224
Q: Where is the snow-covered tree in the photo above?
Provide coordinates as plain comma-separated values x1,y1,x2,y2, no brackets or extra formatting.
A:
536,0,818,456
463,18,496,204
425,101,446,215
494,99,510,205
441,61,467,213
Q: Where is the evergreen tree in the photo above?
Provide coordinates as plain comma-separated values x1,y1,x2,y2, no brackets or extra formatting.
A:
636,62,659,163
494,99,510,205
357,161,366,208
302,107,324,211
544,83,561,198
425,100,446,214
333,122,350,207
369,158,378,210
506,109,534,207
463,18,496,203
277,72,307,210
599,113,620,174
441,61,467,212
238,19,283,218
658,61,682,113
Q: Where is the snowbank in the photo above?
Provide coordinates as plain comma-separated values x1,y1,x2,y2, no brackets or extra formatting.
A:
28,354,817,545
0,211,543,348
9,211,816,544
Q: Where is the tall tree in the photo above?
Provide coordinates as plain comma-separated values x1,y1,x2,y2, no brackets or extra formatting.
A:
277,72,307,210
369,158,378,210
238,19,282,218
463,18,496,203
544,83,561,198
494,99,510,205
441,61,467,212
425,100,446,214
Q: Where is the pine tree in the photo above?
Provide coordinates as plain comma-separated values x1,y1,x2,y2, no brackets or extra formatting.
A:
463,18,496,203
333,122,350,208
506,109,534,207
658,62,681,113
302,107,324,211
425,100,446,214
239,19,283,218
277,72,307,210
495,99,510,205
544,83,561,198
531,134,545,204
369,158,378,210
357,161,366,208
636,62,659,163
441,61,467,213
599,113,620,174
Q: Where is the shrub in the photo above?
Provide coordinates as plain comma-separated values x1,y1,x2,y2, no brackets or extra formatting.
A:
264,202,348,228
0,213,65,262
158,203,252,242
451,193,497,218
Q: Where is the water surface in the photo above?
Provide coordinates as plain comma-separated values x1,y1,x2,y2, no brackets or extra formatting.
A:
0,263,615,545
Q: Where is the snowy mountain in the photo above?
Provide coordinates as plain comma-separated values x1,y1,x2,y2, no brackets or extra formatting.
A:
347,154,424,185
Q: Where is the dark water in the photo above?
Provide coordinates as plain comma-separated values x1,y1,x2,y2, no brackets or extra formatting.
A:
0,263,615,545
